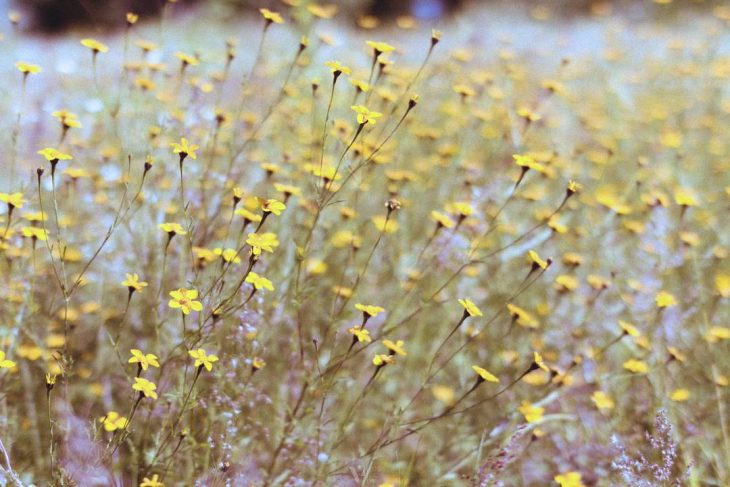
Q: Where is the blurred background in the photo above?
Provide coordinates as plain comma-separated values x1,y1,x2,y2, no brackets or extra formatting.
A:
8,0,729,33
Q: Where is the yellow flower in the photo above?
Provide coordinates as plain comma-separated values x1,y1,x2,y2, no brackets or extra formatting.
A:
246,232,279,256
507,304,539,329
188,349,219,372
99,411,128,432
16,61,41,74
366,40,395,55
325,60,351,76
513,154,545,173
0,192,25,209
670,388,690,402
0,351,16,369
706,326,730,343
252,357,266,370
168,288,203,315
159,222,187,236
351,105,383,125
372,215,398,233
623,359,649,374
458,298,483,317
674,188,698,207
256,197,286,215
235,208,262,223
122,273,148,293
430,210,455,229
81,38,109,53
245,272,274,291
383,339,407,356
591,391,615,411
348,327,372,343
447,201,474,218
355,303,385,318
260,8,284,24
618,320,641,337
373,354,395,366
533,351,550,373
554,471,585,487
273,183,301,198
528,250,550,270
175,51,199,66
128,349,160,371
655,291,677,308
472,365,499,383
126,12,139,25
170,137,199,160
518,400,544,423
22,227,48,241
132,377,158,399
38,148,73,162
213,248,241,264
139,474,165,487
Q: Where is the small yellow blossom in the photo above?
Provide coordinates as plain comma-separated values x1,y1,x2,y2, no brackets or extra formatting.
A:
591,391,615,411
0,192,25,209
122,273,148,293
245,272,274,291
132,377,158,399
554,471,585,487
159,222,187,236
472,365,499,383
188,349,219,372
170,137,199,160
355,303,385,318
348,327,372,343
518,400,544,423
351,105,383,125
99,411,128,432
16,61,41,74
623,359,649,374
670,388,690,402
246,232,279,256
168,288,203,315
0,351,16,369
260,8,284,24
139,474,165,487
458,298,483,317
81,38,109,53
655,291,677,308
38,148,73,162
383,339,407,356
257,197,286,215
128,349,160,371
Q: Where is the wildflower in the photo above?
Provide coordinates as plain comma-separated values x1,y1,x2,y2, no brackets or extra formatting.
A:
348,327,372,343
170,137,199,162
351,105,383,125
132,377,158,399
670,389,690,402
655,291,677,308
383,339,407,356
355,303,385,318
273,183,301,200
673,188,698,207
126,12,138,26
325,60,351,78
159,222,187,236
252,357,266,371
99,411,128,432
121,273,148,294
0,192,25,209
189,349,219,372
528,250,550,270
168,288,203,315
554,471,585,487
366,40,395,56
430,210,455,229
245,272,274,291
140,474,165,487
256,197,286,215
623,359,649,374
554,275,579,292
513,154,545,173
472,365,500,383
532,352,550,373
518,400,544,423
372,215,398,233
706,326,730,343
16,61,41,75
618,320,641,337
128,349,160,371
591,391,615,411
567,179,582,196
22,227,48,241
246,232,279,256
458,298,483,317
81,38,108,54
431,29,442,46
213,248,241,264
38,148,72,167
260,8,284,25
447,201,474,220
0,351,16,369
507,304,540,329
373,354,395,366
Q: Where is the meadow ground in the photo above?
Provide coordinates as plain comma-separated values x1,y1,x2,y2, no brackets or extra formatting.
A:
0,1,729,485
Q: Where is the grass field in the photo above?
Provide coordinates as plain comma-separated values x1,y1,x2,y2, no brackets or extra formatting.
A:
0,1,729,485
